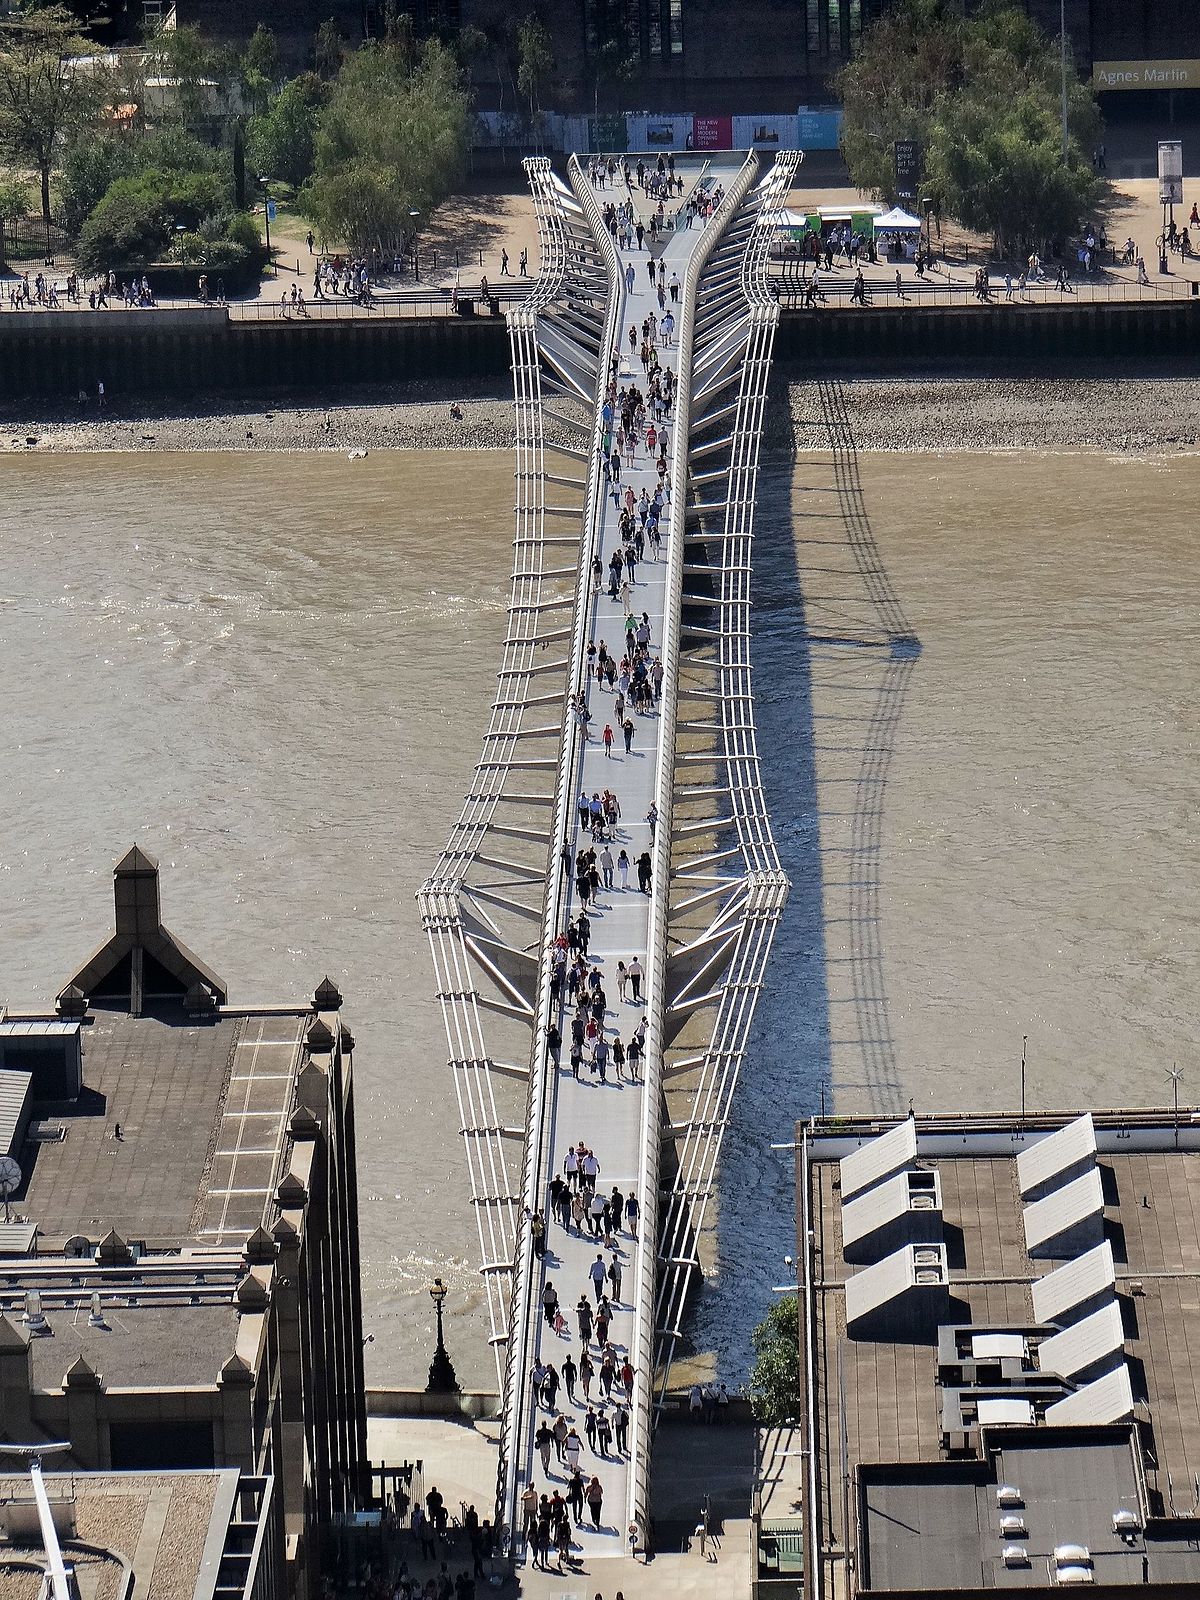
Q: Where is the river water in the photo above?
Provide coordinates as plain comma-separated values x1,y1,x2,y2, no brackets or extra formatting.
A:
2,444,1198,1390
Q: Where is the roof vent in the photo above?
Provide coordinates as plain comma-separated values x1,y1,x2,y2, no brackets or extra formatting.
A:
87,1292,107,1328
1002,1545,1029,1567
56,984,88,1020
999,1514,1027,1537
997,1485,1023,1508
305,1018,335,1053
313,976,343,1011
22,1291,50,1336
1112,1509,1140,1534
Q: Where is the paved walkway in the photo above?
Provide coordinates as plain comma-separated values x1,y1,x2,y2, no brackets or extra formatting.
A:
512,153,746,1568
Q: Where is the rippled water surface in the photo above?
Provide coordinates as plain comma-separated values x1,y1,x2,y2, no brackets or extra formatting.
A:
2,446,1198,1390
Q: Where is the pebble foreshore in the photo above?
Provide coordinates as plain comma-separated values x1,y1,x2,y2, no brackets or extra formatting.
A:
4,373,1200,455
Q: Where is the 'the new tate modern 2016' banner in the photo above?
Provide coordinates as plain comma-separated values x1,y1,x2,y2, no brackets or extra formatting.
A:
691,116,733,151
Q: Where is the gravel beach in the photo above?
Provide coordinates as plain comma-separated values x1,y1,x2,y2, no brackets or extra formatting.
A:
4,372,1199,455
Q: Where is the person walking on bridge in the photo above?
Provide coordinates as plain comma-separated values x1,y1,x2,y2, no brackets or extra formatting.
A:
586,1476,604,1530
637,851,652,893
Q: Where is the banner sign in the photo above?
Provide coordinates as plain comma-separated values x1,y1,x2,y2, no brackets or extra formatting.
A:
1095,59,1200,91
1159,139,1184,206
627,114,691,150
797,107,842,150
691,115,733,151
893,139,920,201
588,113,629,154
732,114,799,150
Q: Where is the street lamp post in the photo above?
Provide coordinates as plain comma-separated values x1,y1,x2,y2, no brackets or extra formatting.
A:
259,177,273,275
1168,1064,1183,1151
1059,0,1069,165
425,1277,460,1394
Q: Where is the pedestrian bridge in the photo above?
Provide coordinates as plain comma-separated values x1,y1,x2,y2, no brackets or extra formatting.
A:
419,145,798,1562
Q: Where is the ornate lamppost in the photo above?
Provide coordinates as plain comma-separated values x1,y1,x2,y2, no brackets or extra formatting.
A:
426,1277,460,1394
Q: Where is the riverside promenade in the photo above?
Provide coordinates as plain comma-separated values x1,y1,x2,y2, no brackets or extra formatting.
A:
421,145,795,1573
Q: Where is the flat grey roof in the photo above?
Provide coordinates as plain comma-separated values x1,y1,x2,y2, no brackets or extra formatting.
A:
859,1431,1158,1592
0,1469,235,1600
805,1123,1200,1585
25,1299,241,1389
20,1010,303,1248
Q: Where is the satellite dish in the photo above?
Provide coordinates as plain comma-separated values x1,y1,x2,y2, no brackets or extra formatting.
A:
0,1157,22,1225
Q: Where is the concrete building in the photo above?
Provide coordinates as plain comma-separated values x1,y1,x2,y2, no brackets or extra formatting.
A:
0,848,367,1600
790,1109,1200,1597
0,1466,282,1600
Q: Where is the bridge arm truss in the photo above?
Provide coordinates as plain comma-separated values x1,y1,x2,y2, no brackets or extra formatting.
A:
652,150,803,1404
417,159,613,1420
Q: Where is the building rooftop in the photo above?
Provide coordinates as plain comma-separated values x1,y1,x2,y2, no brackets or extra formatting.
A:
0,1468,271,1600
13,1007,304,1249
800,1111,1200,1596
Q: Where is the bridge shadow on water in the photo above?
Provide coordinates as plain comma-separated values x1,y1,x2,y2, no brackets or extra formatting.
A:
688,377,921,1381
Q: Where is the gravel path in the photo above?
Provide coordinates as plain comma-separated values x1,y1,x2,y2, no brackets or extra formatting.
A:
5,372,1198,456
0,379,552,454
784,373,1200,454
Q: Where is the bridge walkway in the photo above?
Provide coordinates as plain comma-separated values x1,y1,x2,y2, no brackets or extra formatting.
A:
507,153,746,1562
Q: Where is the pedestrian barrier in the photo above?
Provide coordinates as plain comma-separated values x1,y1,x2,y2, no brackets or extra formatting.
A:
420,147,796,1570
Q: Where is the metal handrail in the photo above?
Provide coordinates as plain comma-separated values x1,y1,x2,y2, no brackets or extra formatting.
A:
624,149,763,1540
496,153,625,1555
651,154,796,1400
418,159,580,1414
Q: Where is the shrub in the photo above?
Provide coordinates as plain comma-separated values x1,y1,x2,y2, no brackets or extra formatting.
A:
76,182,169,272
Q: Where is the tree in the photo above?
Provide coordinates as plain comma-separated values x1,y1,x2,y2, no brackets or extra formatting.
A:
240,23,278,114
748,1296,800,1425
837,0,963,201
838,0,1103,250
0,174,30,263
143,23,226,132
300,37,469,257
313,18,344,81
75,179,169,271
516,13,552,123
247,72,325,188
0,4,101,229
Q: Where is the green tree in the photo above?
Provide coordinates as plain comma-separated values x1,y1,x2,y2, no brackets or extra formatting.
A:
75,179,169,271
240,23,278,114
837,0,963,201
838,0,1103,250
516,13,552,123
58,129,137,234
143,23,226,131
749,1296,801,1425
0,174,30,263
300,37,469,257
247,72,325,187
313,18,344,81
0,4,102,229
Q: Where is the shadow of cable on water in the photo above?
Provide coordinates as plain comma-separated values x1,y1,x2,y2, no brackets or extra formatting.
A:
687,378,920,1382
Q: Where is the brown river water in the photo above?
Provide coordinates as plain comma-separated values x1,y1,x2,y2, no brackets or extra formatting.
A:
2,445,1198,1389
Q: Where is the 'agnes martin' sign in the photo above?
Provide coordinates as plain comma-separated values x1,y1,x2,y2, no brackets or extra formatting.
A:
1094,59,1200,91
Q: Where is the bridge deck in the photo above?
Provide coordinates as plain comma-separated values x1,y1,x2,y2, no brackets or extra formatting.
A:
512,154,746,1561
